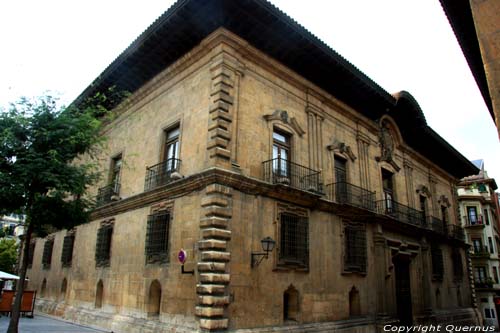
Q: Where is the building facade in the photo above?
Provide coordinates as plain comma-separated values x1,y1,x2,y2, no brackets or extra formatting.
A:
25,1,480,332
458,160,500,329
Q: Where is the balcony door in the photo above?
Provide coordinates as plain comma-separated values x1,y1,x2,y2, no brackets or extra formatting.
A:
334,157,347,203
272,129,290,181
382,169,394,214
164,126,179,174
467,206,478,225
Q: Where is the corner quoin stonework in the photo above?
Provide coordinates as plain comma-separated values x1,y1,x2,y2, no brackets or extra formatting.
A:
196,183,232,330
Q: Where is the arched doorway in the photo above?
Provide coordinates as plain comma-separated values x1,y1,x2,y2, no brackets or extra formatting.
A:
147,280,162,318
283,285,299,322
95,280,103,308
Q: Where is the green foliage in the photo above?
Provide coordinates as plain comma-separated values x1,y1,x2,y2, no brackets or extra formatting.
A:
0,91,119,230
0,239,18,274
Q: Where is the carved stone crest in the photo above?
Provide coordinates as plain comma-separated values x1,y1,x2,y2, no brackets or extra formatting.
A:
376,119,400,171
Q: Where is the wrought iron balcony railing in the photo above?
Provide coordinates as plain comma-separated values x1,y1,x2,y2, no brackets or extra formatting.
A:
471,246,490,258
475,278,493,289
429,216,447,235
262,158,322,193
144,158,181,191
464,215,484,227
96,182,120,207
448,224,466,241
376,199,425,227
326,181,376,212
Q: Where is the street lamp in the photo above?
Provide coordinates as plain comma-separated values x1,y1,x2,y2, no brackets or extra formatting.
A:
251,237,276,268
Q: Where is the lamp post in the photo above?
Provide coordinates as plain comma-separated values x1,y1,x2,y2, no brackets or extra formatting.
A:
251,237,276,268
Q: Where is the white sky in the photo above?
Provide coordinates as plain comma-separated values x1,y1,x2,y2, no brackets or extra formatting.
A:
0,0,498,182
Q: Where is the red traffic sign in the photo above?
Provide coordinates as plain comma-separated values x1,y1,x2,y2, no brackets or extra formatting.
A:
178,249,187,264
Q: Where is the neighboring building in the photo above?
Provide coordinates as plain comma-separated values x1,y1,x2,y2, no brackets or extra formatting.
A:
25,1,480,332
458,159,500,329
0,214,25,242
440,0,500,138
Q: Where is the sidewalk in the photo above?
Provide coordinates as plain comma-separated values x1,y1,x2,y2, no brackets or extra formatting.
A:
0,313,109,333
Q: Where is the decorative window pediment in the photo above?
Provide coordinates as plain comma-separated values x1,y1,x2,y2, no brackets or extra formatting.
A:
327,140,356,162
263,110,305,137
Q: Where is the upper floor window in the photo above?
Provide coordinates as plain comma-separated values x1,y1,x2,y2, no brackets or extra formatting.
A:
382,169,394,213
42,239,54,270
344,222,367,273
493,267,499,284
27,242,35,268
472,238,483,252
61,234,75,268
164,126,180,170
484,209,490,225
95,223,113,267
110,154,122,191
467,206,479,224
441,205,448,224
145,211,171,264
334,157,348,202
272,129,291,178
420,195,428,221
475,266,488,284
489,237,495,254
278,212,308,269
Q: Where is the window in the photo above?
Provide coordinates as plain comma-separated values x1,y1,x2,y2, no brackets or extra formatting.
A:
27,242,35,268
145,212,171,264
279,213,308,268
489,237,495,254
344,222,367,273
95,224,113,267
452,249,463,280
472,238,483,253
467,206,479,224
61,234,75,267
42,239,54,269
164,126,180,172
484,209,490,225
485,308,496,319
493,267,499,284
474,266,488,284
110,154,122,193
431,244,444,281
273,129,291,178
382,169,394,213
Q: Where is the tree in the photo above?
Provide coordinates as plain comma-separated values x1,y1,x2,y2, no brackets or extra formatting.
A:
0,238,18,273
0,92,120,333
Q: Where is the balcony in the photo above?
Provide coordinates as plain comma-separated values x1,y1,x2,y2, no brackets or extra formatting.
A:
464,215,484,228
144,158,182,191
96,183,120,207
470,246,490,258
428,216,447,235
326,182,376,212
448,224,466,241
262,158,322,193
475,278,494,289
376,199,425,227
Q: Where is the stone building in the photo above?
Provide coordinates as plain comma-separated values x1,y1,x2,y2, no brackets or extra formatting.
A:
458,159,500,329
25,0,480,332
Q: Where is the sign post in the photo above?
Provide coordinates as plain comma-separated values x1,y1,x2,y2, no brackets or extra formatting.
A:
178,249,194,275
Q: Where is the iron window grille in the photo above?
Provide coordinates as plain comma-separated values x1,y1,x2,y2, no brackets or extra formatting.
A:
145,212,171,264
279,213,309,269
431,245,444,281
27,242,35,268
344,222,367,273
42,239,54,270
95,224,113,267
452,249,463,280
61,235,75,268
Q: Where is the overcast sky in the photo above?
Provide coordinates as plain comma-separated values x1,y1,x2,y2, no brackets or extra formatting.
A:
0,0,498,182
